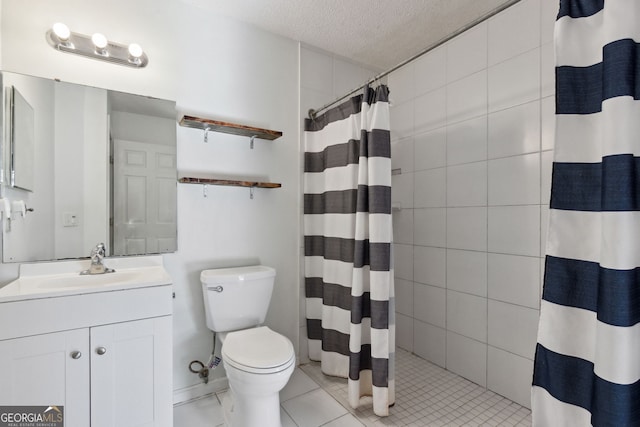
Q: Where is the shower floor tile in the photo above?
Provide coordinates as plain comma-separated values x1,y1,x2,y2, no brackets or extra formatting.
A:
300,348,532,426
174,348,532,426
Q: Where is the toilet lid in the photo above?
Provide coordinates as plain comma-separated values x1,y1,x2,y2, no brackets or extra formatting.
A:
222,326,295,374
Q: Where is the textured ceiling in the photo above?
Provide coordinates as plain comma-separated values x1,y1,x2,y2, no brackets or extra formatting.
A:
180,0,518,70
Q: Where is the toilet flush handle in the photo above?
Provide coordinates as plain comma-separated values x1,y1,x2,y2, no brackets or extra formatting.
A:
209,286,223,292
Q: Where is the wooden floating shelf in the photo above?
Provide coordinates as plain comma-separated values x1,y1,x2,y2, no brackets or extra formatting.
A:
178,177,281,189
179,115,282,141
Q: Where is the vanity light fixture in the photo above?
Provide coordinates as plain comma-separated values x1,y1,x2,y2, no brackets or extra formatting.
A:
46,23,148,68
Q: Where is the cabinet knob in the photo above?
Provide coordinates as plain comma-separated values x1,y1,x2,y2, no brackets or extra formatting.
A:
96,346,107,355
70,351,82,359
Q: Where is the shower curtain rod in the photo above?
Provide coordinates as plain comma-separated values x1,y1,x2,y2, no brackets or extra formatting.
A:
308,0,524,119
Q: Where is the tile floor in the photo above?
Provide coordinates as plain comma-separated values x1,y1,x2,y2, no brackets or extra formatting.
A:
173,348,532,426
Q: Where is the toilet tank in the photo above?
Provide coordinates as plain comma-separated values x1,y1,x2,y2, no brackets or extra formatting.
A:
201,265,276,332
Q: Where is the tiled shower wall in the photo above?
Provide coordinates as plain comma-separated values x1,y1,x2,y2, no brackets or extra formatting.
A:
389,0,557,408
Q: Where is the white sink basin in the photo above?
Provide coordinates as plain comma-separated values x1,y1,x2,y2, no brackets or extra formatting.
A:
32,268,163,291
0,256,171,302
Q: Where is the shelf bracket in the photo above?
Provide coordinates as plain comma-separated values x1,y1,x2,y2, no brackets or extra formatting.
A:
203,184,208,198
250,135,257,149
249,186,255,199
204,126,210,143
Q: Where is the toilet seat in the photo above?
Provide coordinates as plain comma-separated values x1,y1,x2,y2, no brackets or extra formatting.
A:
222,326,295,374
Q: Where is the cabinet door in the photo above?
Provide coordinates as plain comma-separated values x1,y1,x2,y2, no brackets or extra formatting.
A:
90,316,172,427
0,328,90,426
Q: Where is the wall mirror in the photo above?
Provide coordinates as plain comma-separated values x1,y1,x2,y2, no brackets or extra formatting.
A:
0,71,177,262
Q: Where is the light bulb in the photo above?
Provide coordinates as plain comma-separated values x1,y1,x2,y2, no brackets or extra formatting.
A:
91,33,108,49
128,43,143,58
52,23,70,41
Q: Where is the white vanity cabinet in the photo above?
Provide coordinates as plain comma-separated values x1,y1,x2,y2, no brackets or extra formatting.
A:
0,258,173,427
0,317,172,427
91,316,172,427
0,328,90,425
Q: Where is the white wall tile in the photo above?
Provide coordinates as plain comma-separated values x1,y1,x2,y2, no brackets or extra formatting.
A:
414,45,447,95
390,100,414,141
388,62,415,105
415,168,446,208
415,88,447,134
541,0,558,45
488,0,541,66
488,253,540,309
301,47,333,92
447,162,488,207
414,246,446,288
446,116,488,166
541,42,555,98
541,150,553,205
447,332,487,387
415,128,447,171
488,300,539,360
488,153,540,206
541,96,555,151
368,0,550,407
396,313,414,352
447,22,488,84
488,48,541,113
447,290,487,342
488,100,541,159
414,321,446,367
392,207,414,245
414,208,447,247
447,207,487,251
447,249,488,297
488,206,540,256
540,206,549,260
447,70,488,125
414,283,446,328
487,347,534,408
391,137,414,174
394,243,414,281
395,278,414,317
392,172,414,209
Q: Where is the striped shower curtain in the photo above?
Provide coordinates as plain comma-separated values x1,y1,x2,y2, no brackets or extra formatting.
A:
533,1,640,425
304,85,395,416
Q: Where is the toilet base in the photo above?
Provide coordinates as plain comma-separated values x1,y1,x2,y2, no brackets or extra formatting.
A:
223,388,282,427
222,360,294,427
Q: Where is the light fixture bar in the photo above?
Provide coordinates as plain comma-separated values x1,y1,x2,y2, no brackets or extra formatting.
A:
46,25,148,68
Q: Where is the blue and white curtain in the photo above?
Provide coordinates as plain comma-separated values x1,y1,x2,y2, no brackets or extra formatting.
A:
304,85,395,416
533,1,640,425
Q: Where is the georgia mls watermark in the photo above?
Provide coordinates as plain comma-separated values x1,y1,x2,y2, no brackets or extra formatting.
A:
0,406,64,427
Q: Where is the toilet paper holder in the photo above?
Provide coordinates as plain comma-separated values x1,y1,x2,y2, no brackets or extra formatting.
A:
11,200,34,218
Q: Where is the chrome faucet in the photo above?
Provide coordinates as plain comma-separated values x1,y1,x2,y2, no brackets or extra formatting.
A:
81,243,115,275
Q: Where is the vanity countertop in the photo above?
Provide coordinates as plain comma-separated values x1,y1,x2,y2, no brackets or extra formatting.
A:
0,255,172,303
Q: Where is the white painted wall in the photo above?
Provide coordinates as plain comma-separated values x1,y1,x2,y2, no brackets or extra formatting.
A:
0,0,300,398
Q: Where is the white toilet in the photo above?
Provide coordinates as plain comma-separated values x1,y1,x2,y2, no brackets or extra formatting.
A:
201,265,295,427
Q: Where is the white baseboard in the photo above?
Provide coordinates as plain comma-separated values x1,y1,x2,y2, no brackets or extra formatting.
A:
173,377,229,405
